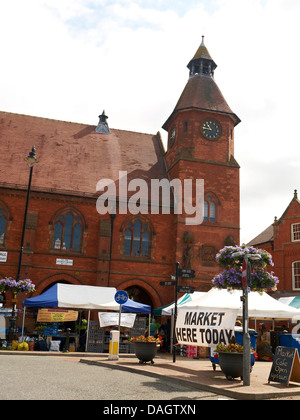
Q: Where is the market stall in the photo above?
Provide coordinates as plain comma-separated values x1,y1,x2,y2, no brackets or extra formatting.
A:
21,283,151,352
176,288,300,360
152,292,206,354
279,296,300,309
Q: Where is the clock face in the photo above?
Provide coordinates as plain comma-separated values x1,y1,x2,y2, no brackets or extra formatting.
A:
201,119,221,140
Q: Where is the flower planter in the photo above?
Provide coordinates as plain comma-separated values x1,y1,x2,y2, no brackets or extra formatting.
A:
134,341,157,364
218,352,248,381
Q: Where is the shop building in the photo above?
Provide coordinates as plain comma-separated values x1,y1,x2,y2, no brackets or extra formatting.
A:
248,190,300,298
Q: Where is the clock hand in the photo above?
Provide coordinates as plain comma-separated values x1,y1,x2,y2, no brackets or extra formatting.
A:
204,123,212,131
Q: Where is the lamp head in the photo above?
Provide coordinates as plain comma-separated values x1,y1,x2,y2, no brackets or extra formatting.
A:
25,146,39,167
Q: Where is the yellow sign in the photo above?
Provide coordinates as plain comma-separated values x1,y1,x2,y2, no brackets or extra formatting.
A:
37,309,78,323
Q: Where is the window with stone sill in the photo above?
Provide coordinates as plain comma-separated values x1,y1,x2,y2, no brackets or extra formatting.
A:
292,261,300,290
291,223,300,242
122,218,152,258
51,209,84,252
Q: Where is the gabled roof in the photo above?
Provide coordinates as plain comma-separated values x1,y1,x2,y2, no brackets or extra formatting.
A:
0,111,167,198
247,190,300,246
247,224,274,246
276,190,300,223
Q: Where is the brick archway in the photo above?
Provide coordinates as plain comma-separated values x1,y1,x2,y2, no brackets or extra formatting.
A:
35,272,83,295
116,278,162,309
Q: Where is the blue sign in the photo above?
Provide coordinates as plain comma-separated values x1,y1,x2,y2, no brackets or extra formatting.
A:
114,290,128,305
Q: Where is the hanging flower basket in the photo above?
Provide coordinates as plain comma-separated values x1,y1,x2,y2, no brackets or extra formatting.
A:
216,245,273,269
0,277,36,294
212,246,279,292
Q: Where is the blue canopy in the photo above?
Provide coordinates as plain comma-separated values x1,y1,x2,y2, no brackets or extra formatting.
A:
23,284,59,308
23,283,151,314
122,298,151,314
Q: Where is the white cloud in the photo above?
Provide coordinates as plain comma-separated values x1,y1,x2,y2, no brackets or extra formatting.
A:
1,0,299,245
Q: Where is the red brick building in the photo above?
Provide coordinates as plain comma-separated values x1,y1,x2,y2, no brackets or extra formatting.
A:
0,38,240,311
248,190,300,299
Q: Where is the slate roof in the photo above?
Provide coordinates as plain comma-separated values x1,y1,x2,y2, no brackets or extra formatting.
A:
163,74,240,130
247,224,274,246
0,111,167,199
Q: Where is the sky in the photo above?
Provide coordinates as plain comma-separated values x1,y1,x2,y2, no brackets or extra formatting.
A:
1,0,300,245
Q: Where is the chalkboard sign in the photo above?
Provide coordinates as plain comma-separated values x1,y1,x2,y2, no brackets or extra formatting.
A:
268,346,300,386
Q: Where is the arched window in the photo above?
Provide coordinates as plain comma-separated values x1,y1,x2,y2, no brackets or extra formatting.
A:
52,209,84,252
122,218,151,257
203,195,216,222
0,202,10,247
0,209,6,246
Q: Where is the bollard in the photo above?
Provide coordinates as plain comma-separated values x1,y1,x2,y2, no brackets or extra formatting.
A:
108,330,120,360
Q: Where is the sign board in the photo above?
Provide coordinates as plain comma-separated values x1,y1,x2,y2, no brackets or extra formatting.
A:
37,309,78,323
177,286,195,294
114,290,128,304
98,312,136,328
178,269,195,279
0,251,7,262
175,307,238,347
268,346,300,386
160,281,176,286
56,258,73,266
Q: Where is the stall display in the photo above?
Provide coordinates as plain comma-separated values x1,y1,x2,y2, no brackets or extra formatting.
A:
20,283,151,352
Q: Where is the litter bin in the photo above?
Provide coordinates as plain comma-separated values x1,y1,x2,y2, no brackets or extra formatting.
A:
210,327,258,371
279,333,300,353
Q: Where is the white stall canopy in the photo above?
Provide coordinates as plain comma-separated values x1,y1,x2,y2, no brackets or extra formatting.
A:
179,288,300,320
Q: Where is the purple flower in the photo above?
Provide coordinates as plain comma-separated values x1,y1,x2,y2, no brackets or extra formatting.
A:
0,277,35,294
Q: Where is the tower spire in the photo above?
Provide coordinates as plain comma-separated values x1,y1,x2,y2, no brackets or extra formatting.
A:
187,36,217,78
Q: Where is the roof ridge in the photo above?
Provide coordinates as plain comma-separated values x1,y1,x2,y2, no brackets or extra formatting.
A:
0,110,156,137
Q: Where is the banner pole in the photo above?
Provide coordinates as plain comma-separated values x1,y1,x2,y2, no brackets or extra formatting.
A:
21,307,26,342
85,310,90,352
172,261,179,363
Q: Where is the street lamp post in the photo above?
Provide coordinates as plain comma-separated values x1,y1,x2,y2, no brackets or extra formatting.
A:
16,147,39,281
108,211,116,287
172,262,179,363
8,147,38,347
232,251,261,386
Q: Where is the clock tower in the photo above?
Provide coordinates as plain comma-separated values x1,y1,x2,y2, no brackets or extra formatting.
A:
163,37,241,290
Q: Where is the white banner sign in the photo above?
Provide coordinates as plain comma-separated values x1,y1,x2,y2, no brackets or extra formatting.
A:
98,312,136,328
175,307,238,347
56,258,73,266
0,251,7,262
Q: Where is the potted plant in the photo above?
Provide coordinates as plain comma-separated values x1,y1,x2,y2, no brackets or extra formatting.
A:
214,342,255,381
129,335,163,364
